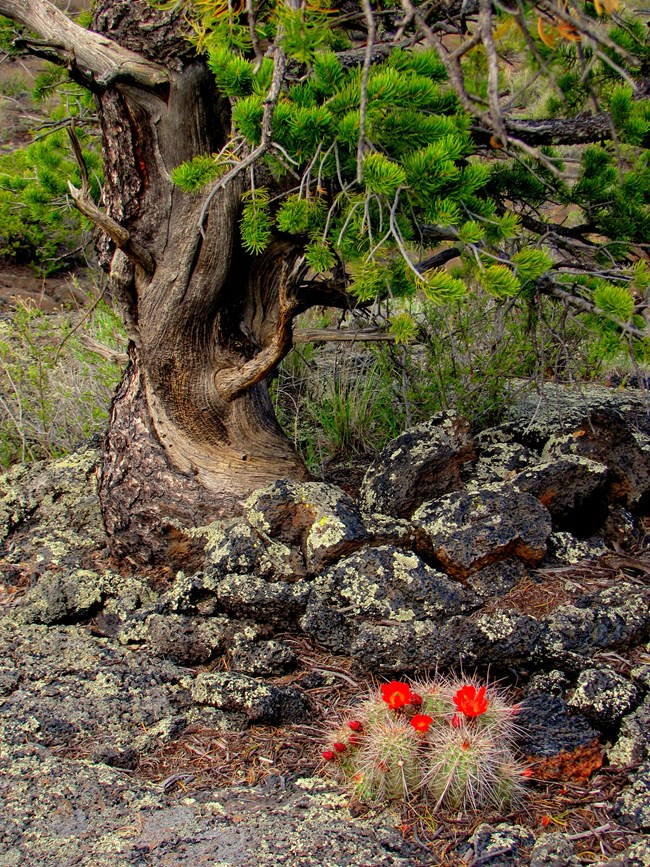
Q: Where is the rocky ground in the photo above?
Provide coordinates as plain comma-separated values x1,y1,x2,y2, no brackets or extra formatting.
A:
2,383,650,865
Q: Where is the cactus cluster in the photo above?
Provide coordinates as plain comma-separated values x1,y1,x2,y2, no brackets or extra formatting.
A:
321,676,529,813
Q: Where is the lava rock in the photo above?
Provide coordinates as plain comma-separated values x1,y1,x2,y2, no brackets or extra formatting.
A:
15,568,106,625
359,411,475,518
212,574,310,624
614,761,650,831
512,456,608,533
245,480,370,571
412,484,552,579
538,584,650,660
461,823,535,866
144,613,226,666
202,519,306,582
516,693,601,782
527,670,570,697
465,559,530,598
546,532,608,565
608,695,650,769
567,668,638,728
191,672,310,723
465,441,538,488
228,639,297,678
299,599,356,655
313,545,479,623
542,409,650,508
530,833,580,867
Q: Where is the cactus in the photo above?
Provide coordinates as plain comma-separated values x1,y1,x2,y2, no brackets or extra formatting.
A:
320,675,529,814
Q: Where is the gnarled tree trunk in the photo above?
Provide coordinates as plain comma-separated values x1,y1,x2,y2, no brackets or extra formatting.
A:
69,2,311,562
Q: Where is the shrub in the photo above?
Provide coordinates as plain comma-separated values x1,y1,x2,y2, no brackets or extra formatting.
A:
0,289,126,466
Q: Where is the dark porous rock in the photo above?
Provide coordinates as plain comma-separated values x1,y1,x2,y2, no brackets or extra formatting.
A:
213,574,310,624
513,456,608,533
515,693,601,782
0,622,193,758
359,411,475,518
472,610,542,667
538,584,650,662
201,519,306,583
144,613,226,666
191,671,310,724
90,744,139,770
623,839,650,866
608,695,650,769
530,833,580,867
362,512,419,549
228,638,297,678
245,480,370,571
313,545,479,623
567,668,639,728
546,532,608,566
527,670,570,697
465,559,530,598
0,660,20,696
465,441,538,488
15,568,106,625
601,505,641,549
506,383,650,449
412,484,552,580
349,620,439,672
460,823,535,866
542,409,650,508
300,599,356,655
614,761,650,831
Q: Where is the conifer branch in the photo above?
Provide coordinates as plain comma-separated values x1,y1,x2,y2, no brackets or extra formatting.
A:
197,46,287,235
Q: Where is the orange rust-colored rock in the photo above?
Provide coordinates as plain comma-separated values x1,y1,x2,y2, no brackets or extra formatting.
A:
526,739,603,783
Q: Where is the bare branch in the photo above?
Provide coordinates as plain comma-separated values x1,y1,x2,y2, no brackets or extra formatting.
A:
67,126,154,275
357,0,376,184
0,0,168,88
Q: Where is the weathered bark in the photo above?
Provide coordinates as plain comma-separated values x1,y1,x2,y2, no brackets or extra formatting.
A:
91,53,310,560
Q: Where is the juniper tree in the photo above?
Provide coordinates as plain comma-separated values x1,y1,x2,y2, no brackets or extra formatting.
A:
0,0,648,562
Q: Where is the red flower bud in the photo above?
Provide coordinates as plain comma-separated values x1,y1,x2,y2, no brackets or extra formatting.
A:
322,750,335,761
521,768,533,778
461,740,470,750
348,735,360,746
541,815,551,827
348,720,363,732
333,742,346,753
451,713,463,728
409,693,422,707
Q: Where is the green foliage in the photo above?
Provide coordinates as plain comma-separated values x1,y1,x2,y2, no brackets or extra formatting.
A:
240,188,273,254
0,127,101,273
362,152,406,196
510,248,553,283
479,264,521,299
170,154,225,192
305,240,336,273
0,292,125,467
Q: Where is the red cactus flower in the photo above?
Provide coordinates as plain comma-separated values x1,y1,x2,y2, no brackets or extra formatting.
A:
409,692,422,707
333,741,346,753
451,713,463,728
461,740,471,750
453,684,489,718
541,815,551,827
381,680,412,710
521,768,533,778
348,735,361,746
348,720,363,732
410,714,433,733
322,750,335,761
